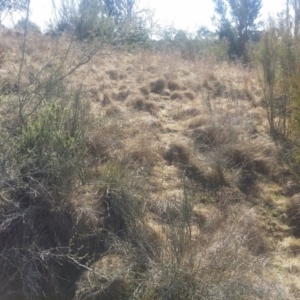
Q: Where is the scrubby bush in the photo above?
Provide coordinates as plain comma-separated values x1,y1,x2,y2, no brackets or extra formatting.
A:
0,91,89,299
15,18,41,33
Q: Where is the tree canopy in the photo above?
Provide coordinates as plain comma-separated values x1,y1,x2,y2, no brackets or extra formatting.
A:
213,0,262,60
0,0,27,24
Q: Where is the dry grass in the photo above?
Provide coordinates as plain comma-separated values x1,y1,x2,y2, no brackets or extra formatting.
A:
184,91,196,100
186,114,211,129
0,30,299,299
150,78,167,94
126,97,159,115
281,237,300,256
168,80,182,91
286,194,300,237
170,91,183,100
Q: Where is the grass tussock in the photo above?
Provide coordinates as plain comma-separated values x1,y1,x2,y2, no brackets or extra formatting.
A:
135,205,288,300
286,194,300,237
126,97,159,115
281,237,300,256
105,104,122,116
102,90,112,106
106,69,119,80
140,85,150,95
186,114,211,129
113,89,130,101
150,78,166,94
184,91,196,100
172,107,202,120
170,91,183,100
168,80,182,91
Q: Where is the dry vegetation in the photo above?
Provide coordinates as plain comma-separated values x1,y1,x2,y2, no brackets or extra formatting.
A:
0,29,300,299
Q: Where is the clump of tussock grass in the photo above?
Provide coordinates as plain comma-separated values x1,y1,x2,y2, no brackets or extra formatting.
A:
112,89,130,101
207,72,217,81
161,89,171,97
126,97,159,116
106,69,119,80
285,194,300,237
281,237,300,256
126,65,135,74
102,90,111,106
75,254,129,300
202,79,213,91
184,91,196,100
284,179,300,197
100,81,112,91
186,115,211,129
95,163,146,236
150,78,166,94
163,142,191,166
168,80,181,91
127,118,163,138
172,107,201,120
147,65,158,74
190,125,223,150
105,104,122,116
122,124,161,172
140,85,150,95
163,142,208,184
229,87,254,101
186,111,276,191
212,80,227,98
170,91,183,100
88,86,101,101
86,116,125,164
134,204,288,300
124,148,158,173
71,185,104,234
118,84,127,90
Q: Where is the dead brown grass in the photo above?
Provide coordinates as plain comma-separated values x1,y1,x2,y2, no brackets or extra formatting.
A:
102,90,112,106
170,91,183,100
184,91,196,100
186,115,211,129
168,80,181,91
126,97,159,115
140,85,150,95
0,30,298,299
150,78,166,94
286,194,300,237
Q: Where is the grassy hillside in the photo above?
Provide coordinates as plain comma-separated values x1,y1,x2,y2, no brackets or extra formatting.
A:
0,29,300,299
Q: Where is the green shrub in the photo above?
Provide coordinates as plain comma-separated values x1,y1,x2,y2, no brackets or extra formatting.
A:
0,90,89,299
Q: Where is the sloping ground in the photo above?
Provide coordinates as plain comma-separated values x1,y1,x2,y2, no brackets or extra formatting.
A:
0,31,300,299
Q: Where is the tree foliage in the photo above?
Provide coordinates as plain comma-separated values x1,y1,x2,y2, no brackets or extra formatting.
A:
0,0,27,24
15,17,41,33
47,0,149,44
104,0,135,23
213,0,262,60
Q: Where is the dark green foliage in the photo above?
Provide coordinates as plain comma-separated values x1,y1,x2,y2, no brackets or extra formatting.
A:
15,18,41,33
213,0,262,60
47,0,150,45
104,0,135,23
0,90,90,299
174,29,188,41
76,0,109,40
